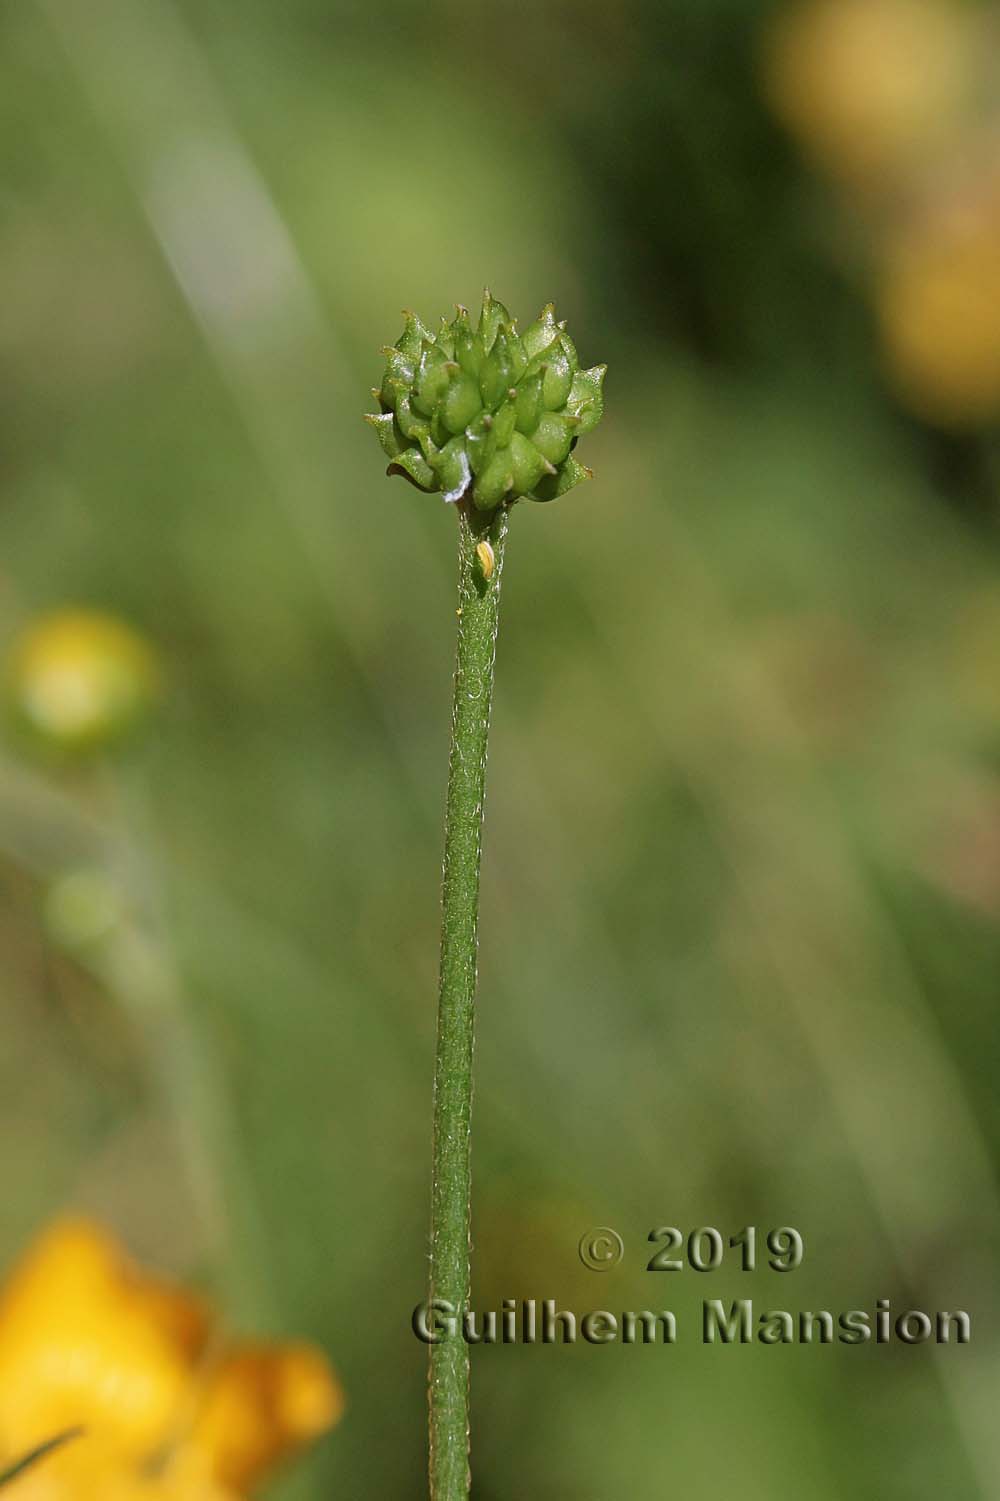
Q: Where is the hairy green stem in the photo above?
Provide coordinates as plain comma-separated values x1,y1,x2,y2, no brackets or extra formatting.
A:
428,499,509,1499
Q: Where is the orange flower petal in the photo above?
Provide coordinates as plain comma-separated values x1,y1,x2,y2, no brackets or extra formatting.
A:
189,1341,344,1491
0,1220,205,1464
0,1221,340,1497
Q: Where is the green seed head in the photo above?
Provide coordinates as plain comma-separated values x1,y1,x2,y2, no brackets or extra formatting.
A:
366,291,606,512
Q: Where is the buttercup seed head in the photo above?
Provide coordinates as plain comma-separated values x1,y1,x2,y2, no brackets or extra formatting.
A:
365,290,605,512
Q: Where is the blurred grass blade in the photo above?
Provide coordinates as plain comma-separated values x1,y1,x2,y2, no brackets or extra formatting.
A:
0,1428,84,1487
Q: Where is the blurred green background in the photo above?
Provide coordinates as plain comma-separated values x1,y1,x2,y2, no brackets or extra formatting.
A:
3,0,1000,1496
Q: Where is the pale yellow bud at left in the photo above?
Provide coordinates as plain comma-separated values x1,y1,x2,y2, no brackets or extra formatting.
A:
6,609,159,756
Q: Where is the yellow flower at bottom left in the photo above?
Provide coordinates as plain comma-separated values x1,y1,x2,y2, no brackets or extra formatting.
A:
0,1220,342,1499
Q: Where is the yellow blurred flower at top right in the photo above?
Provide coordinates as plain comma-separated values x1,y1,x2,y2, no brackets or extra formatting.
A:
763,0,1000,427
761,0,975,187
878,173,1000,426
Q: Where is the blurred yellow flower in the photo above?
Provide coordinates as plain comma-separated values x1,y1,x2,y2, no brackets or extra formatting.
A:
878,175,1000,425
6,610,159,756
0,1220,343,1499
762,0,973,186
